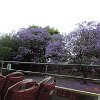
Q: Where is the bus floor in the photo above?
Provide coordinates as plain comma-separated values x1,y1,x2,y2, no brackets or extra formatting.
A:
25,74,100,94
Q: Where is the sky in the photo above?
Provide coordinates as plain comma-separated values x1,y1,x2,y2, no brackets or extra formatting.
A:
0,0,100,35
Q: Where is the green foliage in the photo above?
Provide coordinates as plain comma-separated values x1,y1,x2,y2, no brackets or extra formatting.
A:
29,25,41,28
0,34,17,60
0,46,13,60
45,26,59,35
30,25,59,35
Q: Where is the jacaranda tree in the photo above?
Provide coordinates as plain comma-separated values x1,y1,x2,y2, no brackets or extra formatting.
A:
13,26,68,63
65,21,100,64
45,34,68,63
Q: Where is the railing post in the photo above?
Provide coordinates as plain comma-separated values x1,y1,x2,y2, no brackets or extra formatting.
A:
0,60,4,74
45,64,48,74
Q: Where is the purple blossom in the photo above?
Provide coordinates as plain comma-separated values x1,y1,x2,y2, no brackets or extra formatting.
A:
14,46,31,60
45,41,68,61
13,27,68,62
15,27,50,42
50,34,63,42
65,21,100,64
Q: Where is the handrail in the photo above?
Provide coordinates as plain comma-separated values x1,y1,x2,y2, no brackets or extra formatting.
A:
1,68,100,82
1,60,100,68
55,86,99,96
1,60,100,83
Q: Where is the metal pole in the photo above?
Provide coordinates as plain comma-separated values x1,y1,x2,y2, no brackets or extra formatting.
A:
45,65,48,74
45,65,48,78
0,61,4,74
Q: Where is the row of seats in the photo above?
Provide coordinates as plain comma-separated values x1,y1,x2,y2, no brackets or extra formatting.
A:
0,72,56,100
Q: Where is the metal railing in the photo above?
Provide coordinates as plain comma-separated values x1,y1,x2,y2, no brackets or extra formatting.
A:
0,60,100,82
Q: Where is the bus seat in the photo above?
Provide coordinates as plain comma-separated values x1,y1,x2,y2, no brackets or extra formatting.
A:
37,76,56,100
1,72,24,100
4,79,39,100
0,74,5,100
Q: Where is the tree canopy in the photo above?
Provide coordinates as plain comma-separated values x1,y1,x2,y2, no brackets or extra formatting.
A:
0,34,18,60
5,26,68,63
1,22,100,64
65,21,100,64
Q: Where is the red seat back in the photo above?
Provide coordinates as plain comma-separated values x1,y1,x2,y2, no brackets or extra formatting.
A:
0,74,5,94
1,72,24,100
0,74,5,100
4,79,39,100
37,76,56,100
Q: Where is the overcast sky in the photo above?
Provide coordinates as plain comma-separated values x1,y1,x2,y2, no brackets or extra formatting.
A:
0,0,100,35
